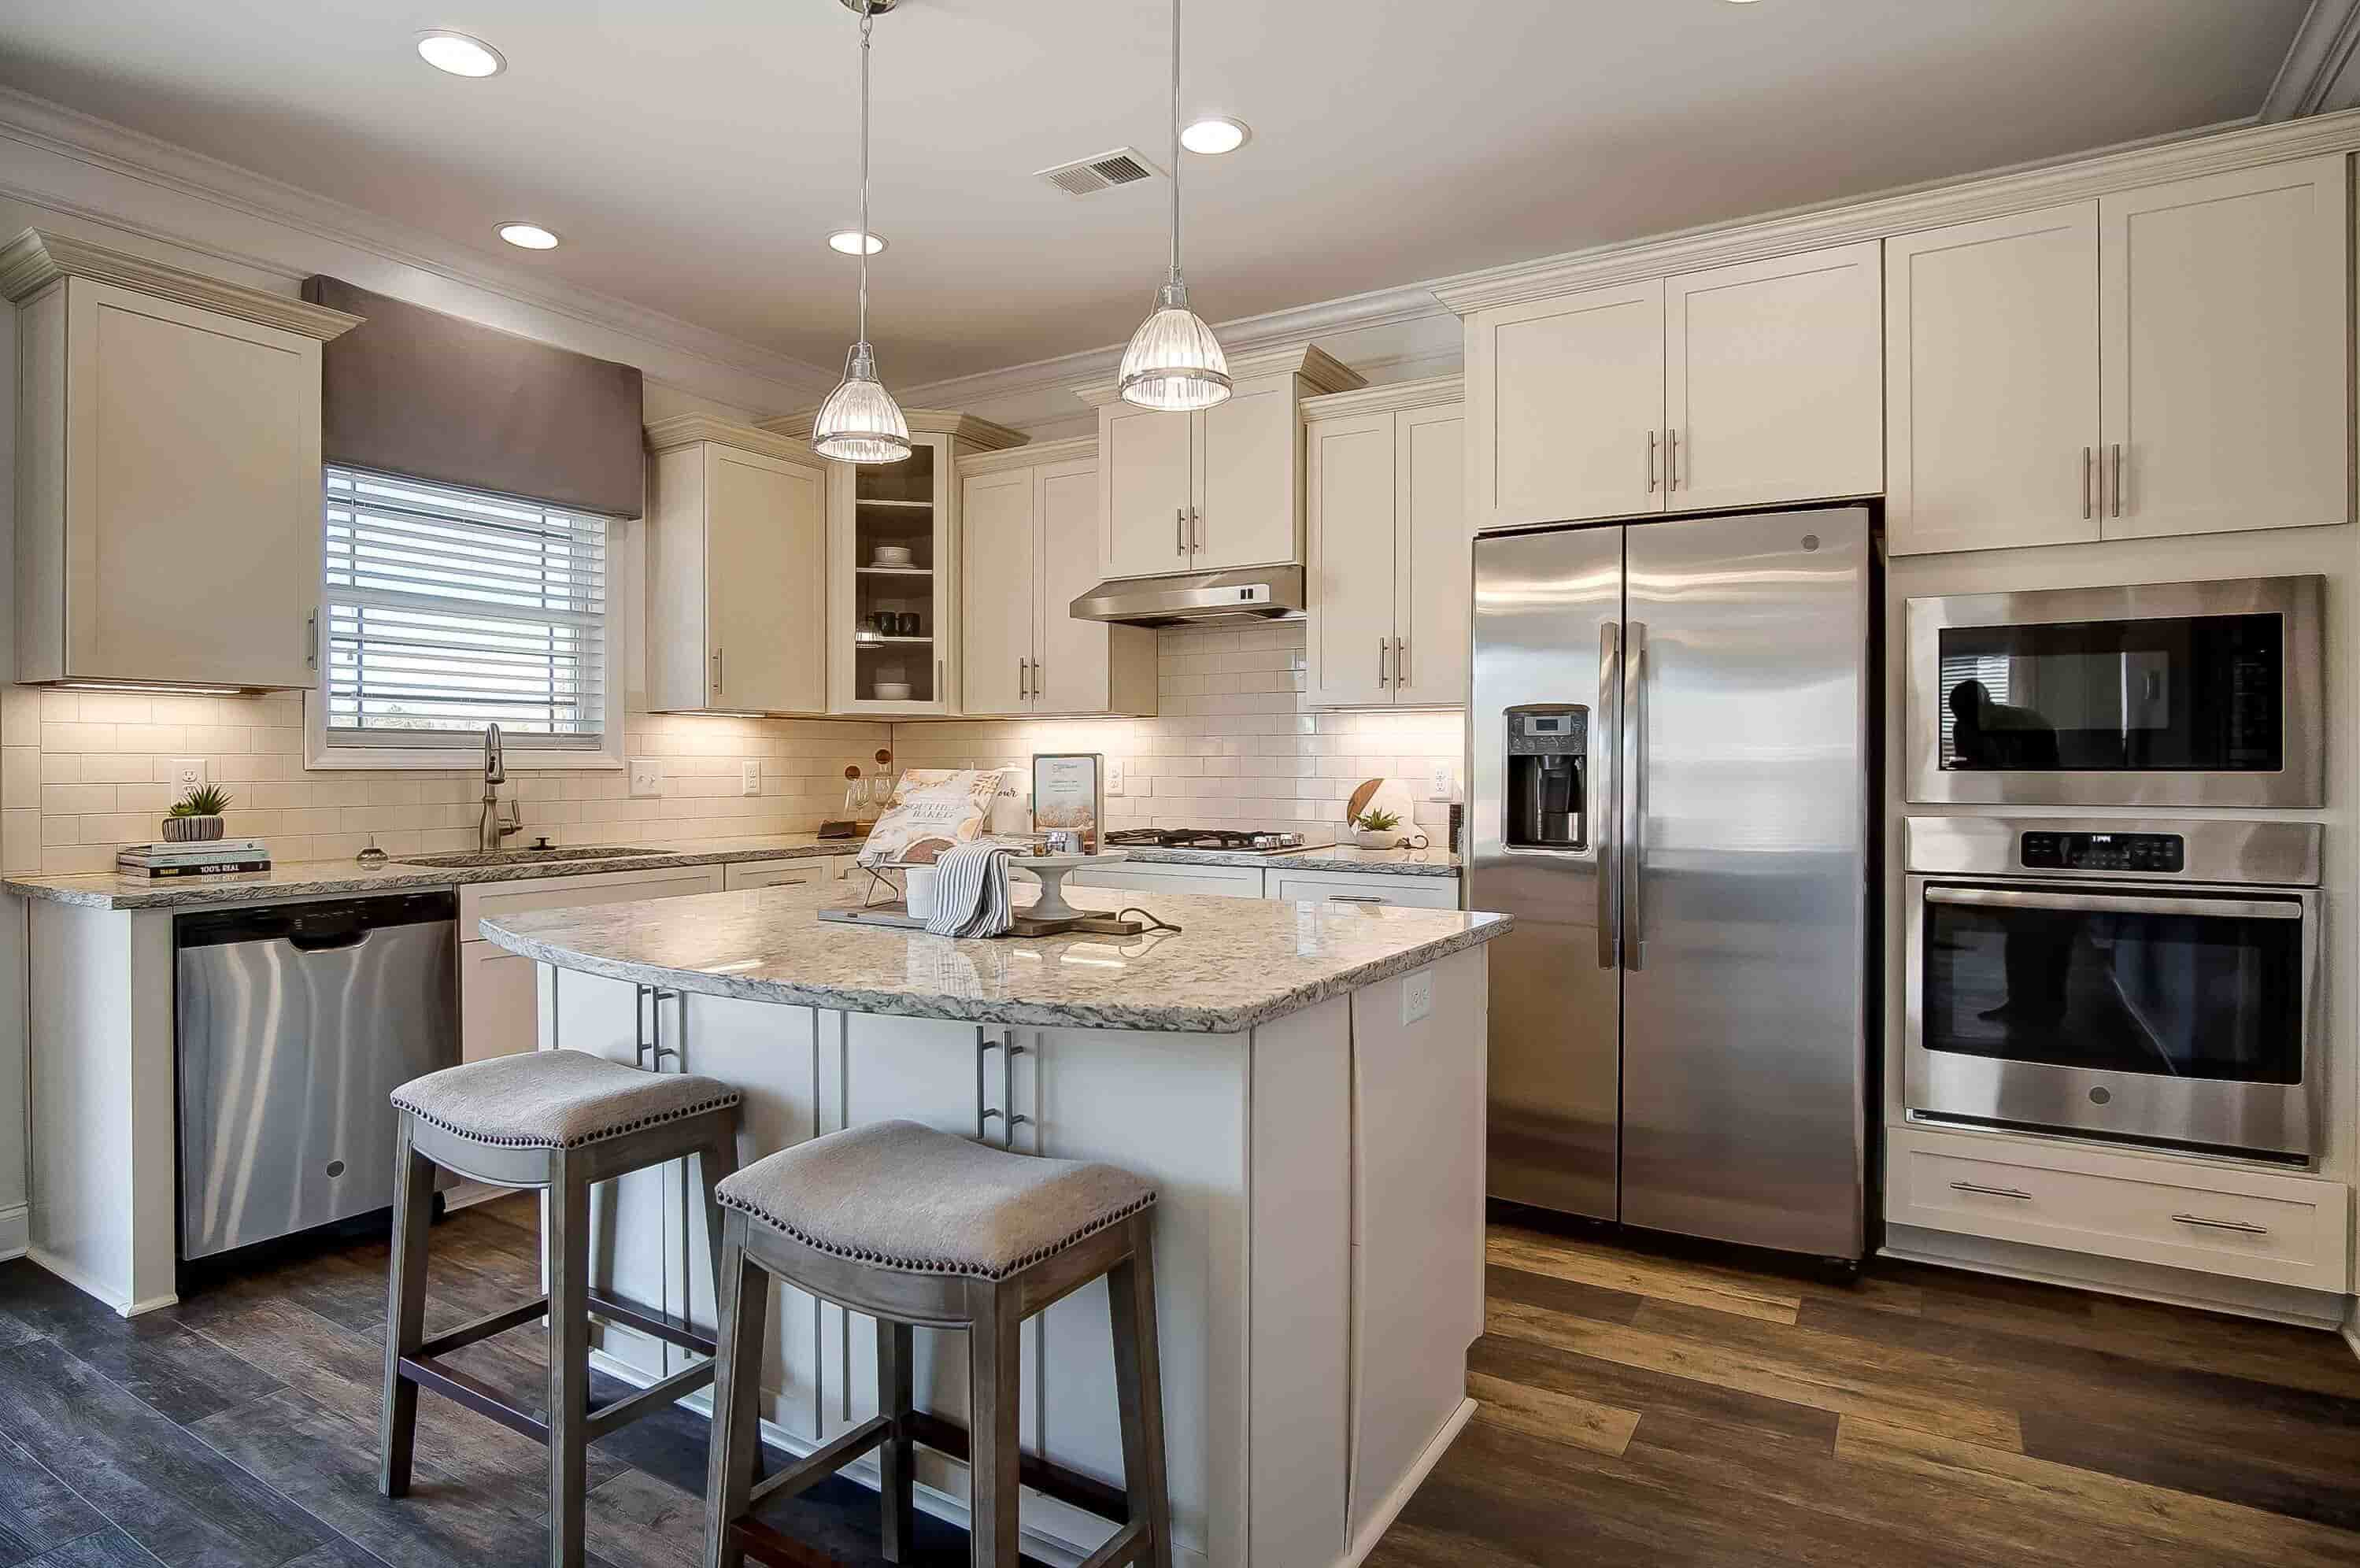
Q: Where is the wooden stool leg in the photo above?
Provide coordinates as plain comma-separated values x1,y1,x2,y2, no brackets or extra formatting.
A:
547,1155,591,1568
965,1281,1023,1568
703,1210,769,1568
379,1117,435,1498
876,1319,916,1562
1108,1214,1174,1568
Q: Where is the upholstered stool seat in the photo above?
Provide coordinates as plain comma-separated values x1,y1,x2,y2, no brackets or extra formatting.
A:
705,1120,1172,1568
379,1047,742,1568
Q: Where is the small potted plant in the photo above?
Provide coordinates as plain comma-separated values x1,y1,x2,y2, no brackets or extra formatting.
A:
1351,807,1403,849
163,783,232,843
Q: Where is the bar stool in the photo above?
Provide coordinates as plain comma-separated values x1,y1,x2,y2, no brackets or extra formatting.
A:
380,1048,744,1568
702,1119,1171,1568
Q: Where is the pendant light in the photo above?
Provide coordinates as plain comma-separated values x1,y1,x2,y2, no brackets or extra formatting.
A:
1116,0,1230,412
811,0,912,464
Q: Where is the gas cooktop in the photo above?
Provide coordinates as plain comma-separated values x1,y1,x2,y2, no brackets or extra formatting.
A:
1105,828,1334,854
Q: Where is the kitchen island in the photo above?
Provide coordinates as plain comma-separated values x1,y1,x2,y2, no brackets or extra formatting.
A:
479,881,1510,1568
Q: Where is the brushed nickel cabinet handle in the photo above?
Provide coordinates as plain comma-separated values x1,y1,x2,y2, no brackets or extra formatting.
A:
1394,636,1407,688
1176,506,1186,557
2082,446,2093,520
1330,893,1390,904
305,611,318,671
1949,1180,2032,1200
1378,637,1389,687
712,645,723,694
1666,428,1679,492
1648,430,1658,494
2172,1212,2269,1236
1018,657,1027,701
1030,659,1041,701
2110,442,2122,519
1191,505,1202,551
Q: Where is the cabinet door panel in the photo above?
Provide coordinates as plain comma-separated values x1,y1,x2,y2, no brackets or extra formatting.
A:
1885,203,2100,556
458,940,538,1063
1470,279,1664,529
72,281,319,686
1067,864,1264,898
1666,242,1881,512
1392,405,1467,707
708,446,826,713
2100,156,2350,540
1035,459,1114,713
1306,414,1396,708
960,468,1035,716
1101,404,1193,578
1193,376,1299,570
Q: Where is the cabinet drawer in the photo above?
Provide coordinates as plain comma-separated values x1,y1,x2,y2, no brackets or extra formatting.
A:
1067,863,1264,898
723,856,840,891
1267,871,1459,910
1892,1126,2348,1292
461,865,725,934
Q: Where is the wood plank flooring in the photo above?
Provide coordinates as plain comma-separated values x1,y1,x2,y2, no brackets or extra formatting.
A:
3,1198,2358,1566
1365,1215,2360,1567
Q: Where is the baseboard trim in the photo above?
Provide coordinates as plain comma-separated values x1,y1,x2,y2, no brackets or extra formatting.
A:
2342,1318,2360,1366
1341,1397,1476,1568
24,1243,176,1317
0,1204,25,1262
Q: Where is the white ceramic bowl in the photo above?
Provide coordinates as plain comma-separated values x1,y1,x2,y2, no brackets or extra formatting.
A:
871,545,914,567
872,682,914,701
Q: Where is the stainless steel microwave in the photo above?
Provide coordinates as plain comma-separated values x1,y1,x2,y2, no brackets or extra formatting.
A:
1905,575,2323,808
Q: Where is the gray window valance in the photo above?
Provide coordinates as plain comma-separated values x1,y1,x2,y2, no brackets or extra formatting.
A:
301,277,645,519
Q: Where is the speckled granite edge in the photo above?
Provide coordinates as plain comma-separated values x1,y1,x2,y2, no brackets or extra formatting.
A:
1117,846,1461,877
479,904,1511,1035
2,840,850,910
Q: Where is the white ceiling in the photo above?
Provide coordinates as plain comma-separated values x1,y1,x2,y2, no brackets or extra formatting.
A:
0,1,2314,386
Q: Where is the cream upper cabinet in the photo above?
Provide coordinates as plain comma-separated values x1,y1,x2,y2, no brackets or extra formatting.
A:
645,416,827,715
956,440,1156,719
1885,204,2103,556
2099,156,2350,542
1467,279,1665,531
1081,344,1363,582
2,231,360,688
1304,379,1467,709
1663,242,1882,512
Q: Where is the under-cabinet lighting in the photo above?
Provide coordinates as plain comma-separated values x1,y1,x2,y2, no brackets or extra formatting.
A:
54,680,251,697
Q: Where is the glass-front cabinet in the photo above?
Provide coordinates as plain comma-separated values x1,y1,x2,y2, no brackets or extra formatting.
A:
758,407,1026,716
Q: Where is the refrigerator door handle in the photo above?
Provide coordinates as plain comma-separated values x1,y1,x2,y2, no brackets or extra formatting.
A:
1622,619,1648,971
1596,620,1622,969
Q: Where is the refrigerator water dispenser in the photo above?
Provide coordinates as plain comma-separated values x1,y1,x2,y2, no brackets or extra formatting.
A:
1505,704,1587,849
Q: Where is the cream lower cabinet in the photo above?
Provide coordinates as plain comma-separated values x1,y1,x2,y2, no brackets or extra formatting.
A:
722,856,841,892
959,439,1156,718
645,417,829,714
2,231,361,688
1460,241,1881,532
1265,869,1460,910
1885,153,2349,556
1067,861,1266,899
1304,379,1467,708
1082,344,1364,581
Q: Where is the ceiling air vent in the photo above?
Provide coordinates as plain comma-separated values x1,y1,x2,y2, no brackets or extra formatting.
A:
1035,147,1160,197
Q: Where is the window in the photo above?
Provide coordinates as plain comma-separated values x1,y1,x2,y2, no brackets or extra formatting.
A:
320,467,609,751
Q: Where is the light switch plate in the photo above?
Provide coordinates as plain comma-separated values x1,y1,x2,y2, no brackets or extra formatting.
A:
1403,967,1434,1025
168,757,206,794
1426,760,1456,801
1104,758,1126,797
740,760,761,797
630,759,664,798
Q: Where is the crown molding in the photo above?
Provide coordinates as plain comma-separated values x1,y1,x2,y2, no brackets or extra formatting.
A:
0,85,838,404
956,434,1097,476
643,413,824,465
0,226,363,338
756,405,1031,452
2262,1,2360,121
1073,341,1367,408
1432,110,2360,313
1302,374,1463,423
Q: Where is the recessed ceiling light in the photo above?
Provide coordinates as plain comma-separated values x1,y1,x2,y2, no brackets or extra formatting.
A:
416,31,505,77
496,223,561,250
1180,116,1250,155
827,229,887,256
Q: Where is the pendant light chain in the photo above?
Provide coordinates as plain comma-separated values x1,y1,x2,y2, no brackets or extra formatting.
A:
1167,0,1181,285
857,0,874,349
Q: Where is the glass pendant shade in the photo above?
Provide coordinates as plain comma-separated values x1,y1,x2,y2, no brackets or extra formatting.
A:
1119,279,1232,412
812,342,911,464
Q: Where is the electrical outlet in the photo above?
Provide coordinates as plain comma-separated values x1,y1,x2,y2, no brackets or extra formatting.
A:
740,760,762,797
1403,967,1434,1025
1426,760,1456,801
168,757,206,794
629,759,664,798
1104,758,1126,797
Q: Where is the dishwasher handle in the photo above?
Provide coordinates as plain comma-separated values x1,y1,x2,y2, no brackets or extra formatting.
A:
176,889,457,950
288,930,371,953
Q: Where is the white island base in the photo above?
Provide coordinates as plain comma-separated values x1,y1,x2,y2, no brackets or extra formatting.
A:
531,949,1487,1568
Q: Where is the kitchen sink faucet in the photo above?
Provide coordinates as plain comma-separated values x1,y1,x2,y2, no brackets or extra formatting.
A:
479,723,523,850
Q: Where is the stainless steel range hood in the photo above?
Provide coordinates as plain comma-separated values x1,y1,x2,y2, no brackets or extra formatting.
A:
1070,564,1305,627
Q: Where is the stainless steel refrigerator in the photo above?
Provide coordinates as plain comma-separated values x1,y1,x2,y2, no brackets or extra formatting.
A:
1471,505,1870,1260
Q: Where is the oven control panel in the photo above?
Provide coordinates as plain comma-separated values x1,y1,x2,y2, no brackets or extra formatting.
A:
2018,830,2185,874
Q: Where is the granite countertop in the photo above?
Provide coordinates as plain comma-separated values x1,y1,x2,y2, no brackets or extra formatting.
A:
0,834,852,910
480,880,1512,1035
1116,844,1462,877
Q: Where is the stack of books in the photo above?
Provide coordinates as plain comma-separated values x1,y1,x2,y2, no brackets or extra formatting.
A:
116,839,272,878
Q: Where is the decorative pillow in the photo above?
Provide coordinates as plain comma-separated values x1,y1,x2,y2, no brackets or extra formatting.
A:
857,768,1008,867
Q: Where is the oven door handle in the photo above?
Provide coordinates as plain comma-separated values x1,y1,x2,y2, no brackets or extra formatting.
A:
1922,886,2303,921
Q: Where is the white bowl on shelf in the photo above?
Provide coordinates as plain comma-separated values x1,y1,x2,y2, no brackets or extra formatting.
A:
872,681,914,701
871,545,914,568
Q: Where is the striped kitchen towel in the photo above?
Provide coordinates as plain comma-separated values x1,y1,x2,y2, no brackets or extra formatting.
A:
925,840,1018,937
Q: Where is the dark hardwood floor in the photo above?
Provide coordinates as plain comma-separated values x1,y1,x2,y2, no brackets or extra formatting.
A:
1364,1218,2360,1568
3,1197,2358,1566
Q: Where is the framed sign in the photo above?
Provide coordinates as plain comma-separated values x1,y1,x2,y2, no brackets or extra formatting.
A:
1031,753,1104,852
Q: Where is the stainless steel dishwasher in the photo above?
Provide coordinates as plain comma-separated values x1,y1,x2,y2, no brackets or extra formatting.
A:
176,891,458,1260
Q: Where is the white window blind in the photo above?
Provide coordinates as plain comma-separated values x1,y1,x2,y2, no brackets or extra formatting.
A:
323,467,608,748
